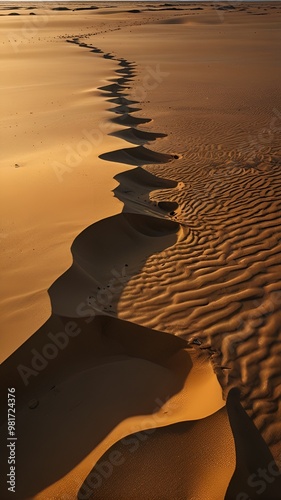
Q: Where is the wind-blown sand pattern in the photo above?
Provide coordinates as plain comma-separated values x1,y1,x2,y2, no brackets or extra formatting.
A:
0,2,281,499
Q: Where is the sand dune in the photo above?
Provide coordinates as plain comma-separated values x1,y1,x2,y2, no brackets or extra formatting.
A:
0,3,281,499
0,311,226,499
99,145,176,166
47,213,179,318
110,127,167,145
88,5,281,461
111,113,152,126
78,407,234,500
225,388,281,499
78,388,281,500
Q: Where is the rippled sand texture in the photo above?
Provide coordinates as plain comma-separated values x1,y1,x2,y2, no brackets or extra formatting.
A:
0,2,281,499
88,3,281,458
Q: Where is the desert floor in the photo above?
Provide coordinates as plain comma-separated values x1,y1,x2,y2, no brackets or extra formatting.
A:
0,2,281,499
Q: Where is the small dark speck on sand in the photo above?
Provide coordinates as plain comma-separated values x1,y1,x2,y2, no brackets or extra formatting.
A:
15,163,20,168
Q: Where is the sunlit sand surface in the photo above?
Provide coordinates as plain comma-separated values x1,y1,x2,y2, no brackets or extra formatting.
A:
0,2,281,499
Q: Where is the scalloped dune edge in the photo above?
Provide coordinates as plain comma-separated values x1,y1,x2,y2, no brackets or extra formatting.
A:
0,39,230,500
1,25,280,500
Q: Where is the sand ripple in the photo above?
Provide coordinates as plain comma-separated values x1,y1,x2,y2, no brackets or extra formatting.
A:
117,138,281,456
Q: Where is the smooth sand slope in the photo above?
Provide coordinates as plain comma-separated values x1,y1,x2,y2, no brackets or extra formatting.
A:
0,2,281,499
78,388,281,500
0,12,133,361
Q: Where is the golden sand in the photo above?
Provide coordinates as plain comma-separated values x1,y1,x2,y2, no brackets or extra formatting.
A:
0,2,281,499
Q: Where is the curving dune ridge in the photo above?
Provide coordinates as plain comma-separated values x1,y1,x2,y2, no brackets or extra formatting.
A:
0,30,231,500
1,3,281,500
